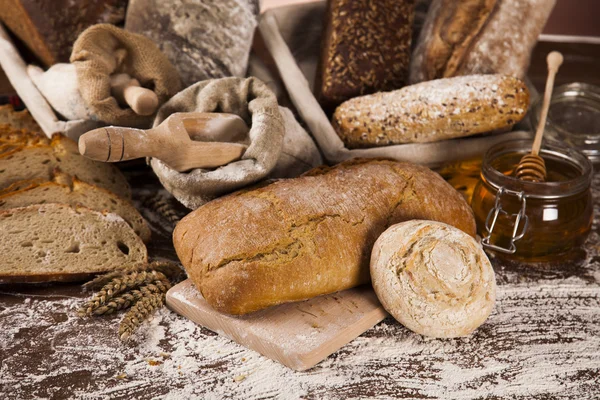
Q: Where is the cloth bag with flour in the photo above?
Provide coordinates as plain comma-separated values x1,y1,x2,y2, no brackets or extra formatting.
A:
151,77,322,209
28,24,182,128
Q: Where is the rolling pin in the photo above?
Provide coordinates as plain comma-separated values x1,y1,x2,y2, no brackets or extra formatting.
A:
79,112,249,171
110,73,159,116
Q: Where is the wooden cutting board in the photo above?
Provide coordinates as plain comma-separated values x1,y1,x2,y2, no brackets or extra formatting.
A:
166,279,388,371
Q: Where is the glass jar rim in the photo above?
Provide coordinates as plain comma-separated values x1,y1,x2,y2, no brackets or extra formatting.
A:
481,139,593,199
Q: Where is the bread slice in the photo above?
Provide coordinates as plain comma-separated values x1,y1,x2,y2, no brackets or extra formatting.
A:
0,171,151,242
0,104,42,132
0,132,131,198
0,204,147,283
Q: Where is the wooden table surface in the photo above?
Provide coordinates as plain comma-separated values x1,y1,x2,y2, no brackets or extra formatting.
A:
2,15,600,400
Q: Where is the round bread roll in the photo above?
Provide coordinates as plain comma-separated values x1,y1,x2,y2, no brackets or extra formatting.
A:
370,220,496,338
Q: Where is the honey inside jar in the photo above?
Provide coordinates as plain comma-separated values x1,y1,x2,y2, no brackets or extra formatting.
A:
470,140,593,262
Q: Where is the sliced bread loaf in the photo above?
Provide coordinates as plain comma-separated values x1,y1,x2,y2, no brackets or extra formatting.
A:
0,204,148,283
0,104,42,132
0,172,151,242
0,133,131,198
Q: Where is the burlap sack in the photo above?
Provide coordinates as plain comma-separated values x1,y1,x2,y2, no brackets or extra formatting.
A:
70,24,182,128
150,77,322,209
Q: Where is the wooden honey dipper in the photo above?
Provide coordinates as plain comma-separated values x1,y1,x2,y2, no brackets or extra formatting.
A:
514,51,564,182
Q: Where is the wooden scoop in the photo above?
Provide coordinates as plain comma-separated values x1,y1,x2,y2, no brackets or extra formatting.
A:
79,112,249,172
110,73,159,116
514,51,564,182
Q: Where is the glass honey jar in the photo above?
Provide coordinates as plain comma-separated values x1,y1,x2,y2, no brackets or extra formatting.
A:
471,139,593,262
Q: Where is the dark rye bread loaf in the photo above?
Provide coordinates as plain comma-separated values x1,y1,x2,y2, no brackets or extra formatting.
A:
315,0,415,112
174,159,476,315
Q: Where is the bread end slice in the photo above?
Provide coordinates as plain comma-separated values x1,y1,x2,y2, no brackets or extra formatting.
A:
0,204,147,283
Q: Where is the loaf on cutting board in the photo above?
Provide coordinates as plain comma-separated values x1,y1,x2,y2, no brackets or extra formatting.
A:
315,0,415,111
174,159,475,315
0,204,147,283
0,132,131,198
0,171,150,242
332,74,529,148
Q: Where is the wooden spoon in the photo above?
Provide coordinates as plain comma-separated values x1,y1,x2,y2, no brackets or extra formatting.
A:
110,73,159,116
79,112,249,172
514,51,564,182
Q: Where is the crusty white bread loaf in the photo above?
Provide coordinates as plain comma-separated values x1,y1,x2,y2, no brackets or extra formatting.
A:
409,0,556,83
370,220,496,338
0,204,147,283
0,171,150,242
332,74,529,148
0,133,131,198
174,159,476,315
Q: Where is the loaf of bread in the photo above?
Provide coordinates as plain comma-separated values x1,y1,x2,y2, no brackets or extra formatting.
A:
410,0,556,83
0,131,131,198
315,0,415,112
371,220,496,338
332,74,529,148
0,0,126,66
174,159,476,315
0,171,150,242
125,0,259,87
0,204,147,283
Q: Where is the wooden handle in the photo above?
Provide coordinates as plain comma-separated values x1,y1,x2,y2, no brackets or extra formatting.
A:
78,126,153,162
532,51,564,155
110,73,159,116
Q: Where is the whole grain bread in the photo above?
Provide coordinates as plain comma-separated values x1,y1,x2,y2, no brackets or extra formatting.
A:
0,204,147,283
0,171,150,242
332,74,529,148
0,132,131,198
410,0,556,83
315,0,415,112
174,159,476,315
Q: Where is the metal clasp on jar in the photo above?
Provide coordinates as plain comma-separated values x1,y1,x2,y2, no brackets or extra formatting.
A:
481,187,529,254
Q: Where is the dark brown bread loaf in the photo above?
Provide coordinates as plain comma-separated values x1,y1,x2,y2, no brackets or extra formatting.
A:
174,159,476,315
315,0,415,112
0,0,126,66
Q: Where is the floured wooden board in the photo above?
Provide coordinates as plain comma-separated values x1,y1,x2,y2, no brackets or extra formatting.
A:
166,279,388,371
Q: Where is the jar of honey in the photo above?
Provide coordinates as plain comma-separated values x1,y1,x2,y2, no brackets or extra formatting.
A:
471,139,593,262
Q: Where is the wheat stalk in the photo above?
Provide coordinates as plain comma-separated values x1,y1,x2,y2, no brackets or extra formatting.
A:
78,270,170,317
85,280,172,316
119,292,166,341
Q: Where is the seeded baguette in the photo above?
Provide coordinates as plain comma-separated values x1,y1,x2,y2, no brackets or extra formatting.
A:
0,204,147,283
315,0,415,112
174,159,475,315
0,172,150,242
332,74,529,148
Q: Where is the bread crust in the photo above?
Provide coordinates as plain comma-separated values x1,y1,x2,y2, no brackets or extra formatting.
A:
315,0,415,112
410,0,556,83
370,220,496,338
173,159,475,315
332,74,529,148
